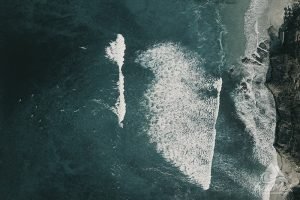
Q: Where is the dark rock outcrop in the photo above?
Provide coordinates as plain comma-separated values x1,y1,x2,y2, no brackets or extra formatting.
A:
267,54,300,160
266,3,300,198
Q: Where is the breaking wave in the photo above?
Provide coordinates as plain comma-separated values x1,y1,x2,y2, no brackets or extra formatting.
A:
136,43,222,190
105,34,126,128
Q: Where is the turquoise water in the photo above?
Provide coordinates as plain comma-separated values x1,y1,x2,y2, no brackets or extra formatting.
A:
0,0,272,199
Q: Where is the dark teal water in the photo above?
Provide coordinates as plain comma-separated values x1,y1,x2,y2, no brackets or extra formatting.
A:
0,0,264,200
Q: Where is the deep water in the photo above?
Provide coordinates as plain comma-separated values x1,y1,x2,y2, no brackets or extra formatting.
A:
0,0,270,200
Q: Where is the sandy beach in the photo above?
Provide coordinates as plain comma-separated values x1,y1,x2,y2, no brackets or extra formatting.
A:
266,0,293,31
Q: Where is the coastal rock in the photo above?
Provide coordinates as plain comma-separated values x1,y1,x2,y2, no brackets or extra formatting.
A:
266,2,300,198
241,40,270,66
267,54,300,165
241,56,262,66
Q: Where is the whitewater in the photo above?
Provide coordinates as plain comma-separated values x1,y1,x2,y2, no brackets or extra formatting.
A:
105,34,126,128
230,0,285,199
136,43,222,190
104,1,280,198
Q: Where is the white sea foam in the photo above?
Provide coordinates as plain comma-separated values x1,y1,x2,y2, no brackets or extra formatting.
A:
136,43,222,190
244,0,269,57
105,34,126,128
231,0,280,199
212,152,280,199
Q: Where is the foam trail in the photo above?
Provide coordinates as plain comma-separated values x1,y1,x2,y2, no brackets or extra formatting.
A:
105,34,126,128
136,43,222,190
255,21,259,48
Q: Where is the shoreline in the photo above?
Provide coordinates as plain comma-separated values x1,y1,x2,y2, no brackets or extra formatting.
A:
220,0,291,199
264,1,300,199
266,2,300,199
219,1,278,199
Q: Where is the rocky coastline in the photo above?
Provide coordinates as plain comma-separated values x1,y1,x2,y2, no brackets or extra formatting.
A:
238,2,300,198
266,2,300,199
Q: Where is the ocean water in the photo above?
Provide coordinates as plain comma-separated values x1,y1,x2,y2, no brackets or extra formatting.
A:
0,0,279,200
